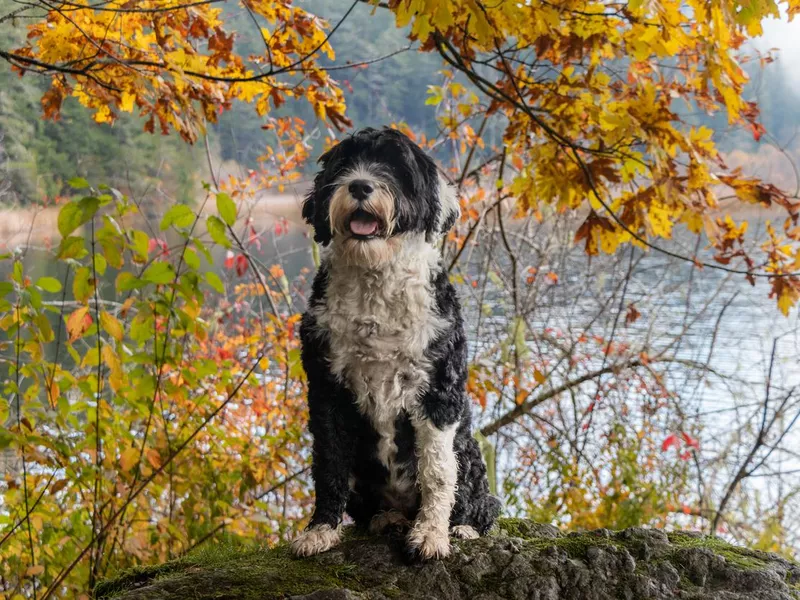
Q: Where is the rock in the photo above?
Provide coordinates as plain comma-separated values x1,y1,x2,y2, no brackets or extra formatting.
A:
95,519,800,600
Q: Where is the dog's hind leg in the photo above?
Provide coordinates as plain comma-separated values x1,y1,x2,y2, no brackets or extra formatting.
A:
470,492,503,535
369,509,410,534
450,432,502,536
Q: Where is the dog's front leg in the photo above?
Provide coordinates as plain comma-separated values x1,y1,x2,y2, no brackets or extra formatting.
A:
407,416,458,560
290,400,354,557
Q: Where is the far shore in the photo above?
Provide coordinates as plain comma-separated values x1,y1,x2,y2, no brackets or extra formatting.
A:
0,190,306,251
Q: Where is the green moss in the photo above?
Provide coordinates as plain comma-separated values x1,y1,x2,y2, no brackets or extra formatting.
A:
667,533,774,571
496,517,532,539
95,542,364,600
497,518,621,560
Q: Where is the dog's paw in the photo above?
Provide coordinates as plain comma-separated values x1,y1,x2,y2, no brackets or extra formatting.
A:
369,510,409,534
450,524,479,540
291,524,340,558
407,521,451,560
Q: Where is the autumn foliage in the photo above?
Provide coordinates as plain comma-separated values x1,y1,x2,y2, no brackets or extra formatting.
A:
2,0,800,597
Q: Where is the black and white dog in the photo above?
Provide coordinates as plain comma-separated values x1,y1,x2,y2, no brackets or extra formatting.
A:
291,127,500,560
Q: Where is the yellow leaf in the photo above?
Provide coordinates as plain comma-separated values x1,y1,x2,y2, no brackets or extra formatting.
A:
120,91,136,112
778,292,793,317
533,369,546,385
100,311,124,342
47,378,60,408
120,447,139,472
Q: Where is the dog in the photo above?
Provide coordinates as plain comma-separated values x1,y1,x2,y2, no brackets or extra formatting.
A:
291,127,501,560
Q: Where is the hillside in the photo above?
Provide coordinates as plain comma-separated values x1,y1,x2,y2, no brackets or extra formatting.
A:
2,2,798,206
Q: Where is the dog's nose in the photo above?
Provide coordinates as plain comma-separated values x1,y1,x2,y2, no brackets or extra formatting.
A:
348,180,374,201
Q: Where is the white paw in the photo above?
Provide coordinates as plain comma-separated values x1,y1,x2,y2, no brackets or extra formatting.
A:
290,524,340,558
450,524,479,540
369,510,409,534
407,521,451,560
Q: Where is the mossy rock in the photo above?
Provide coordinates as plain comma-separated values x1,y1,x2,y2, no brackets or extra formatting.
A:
96,519,800,599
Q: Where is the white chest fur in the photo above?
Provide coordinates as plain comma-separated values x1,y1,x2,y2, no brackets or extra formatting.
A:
313,235,446,472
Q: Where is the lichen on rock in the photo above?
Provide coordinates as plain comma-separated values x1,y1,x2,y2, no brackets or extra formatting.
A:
96,519,800,600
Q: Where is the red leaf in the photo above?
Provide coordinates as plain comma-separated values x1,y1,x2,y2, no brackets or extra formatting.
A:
148,238,169,256
224,250,235,270
749,122,765,142
235,254,248,277
249,226,262,250
681,432,700,450
661,433,679,452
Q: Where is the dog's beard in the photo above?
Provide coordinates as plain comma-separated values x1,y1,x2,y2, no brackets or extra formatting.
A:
328,184,399,268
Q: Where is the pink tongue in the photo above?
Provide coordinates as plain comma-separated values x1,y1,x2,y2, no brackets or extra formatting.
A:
350,218,378,236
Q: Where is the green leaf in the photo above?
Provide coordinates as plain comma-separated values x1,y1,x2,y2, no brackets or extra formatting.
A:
205,272,224,294
56,236,87,260
28,287,42,310
216,193,237,226
73,267,92,303
116,272,146,292
12,261,23,284
130,313,153,344
207,216,231,248
68,177,89,189
193,238,213,263
94,253,108,276
160,204,196,230
36,277,62,293
58,197,100,237
0,428,13,450
183,248,200,270
130,230,149,261
99,239,123,270
142,261,175,284
0,282,14,297
35,313,54,343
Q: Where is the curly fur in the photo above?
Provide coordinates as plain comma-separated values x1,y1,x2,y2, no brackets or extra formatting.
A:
293,127,501,560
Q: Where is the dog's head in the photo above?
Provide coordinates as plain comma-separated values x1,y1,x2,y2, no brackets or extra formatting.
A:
302,127,459,266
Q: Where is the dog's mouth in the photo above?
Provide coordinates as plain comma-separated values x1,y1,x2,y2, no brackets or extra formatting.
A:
347,209,384,240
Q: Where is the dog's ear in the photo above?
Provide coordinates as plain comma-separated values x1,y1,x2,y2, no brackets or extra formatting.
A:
436,173,460,234
397,135,458,237
302,143,343,246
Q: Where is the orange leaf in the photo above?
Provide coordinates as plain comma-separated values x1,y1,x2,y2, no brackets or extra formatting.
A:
145,449,162,469
67,306,92,342
26,565,44,577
